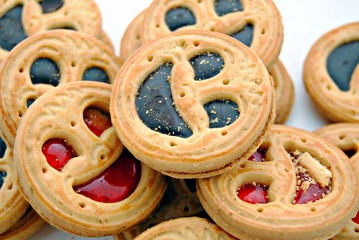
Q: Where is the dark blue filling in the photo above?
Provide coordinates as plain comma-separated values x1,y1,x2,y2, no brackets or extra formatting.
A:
165,7,196,31
27,99,35,108
0,5,28,51
204,100,239,128
327,41,359,91
230,24,254,47
0,171,6,189
30,58,61,86
82,67,110,83
214,0,243,16
40,0,64,13
190,52,224,80
0,137,6,158
136,63,193,138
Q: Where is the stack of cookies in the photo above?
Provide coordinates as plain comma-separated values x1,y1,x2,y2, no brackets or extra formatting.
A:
0,0,357,240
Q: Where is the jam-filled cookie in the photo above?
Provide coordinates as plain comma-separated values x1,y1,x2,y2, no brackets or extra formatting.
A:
197,125,359,240
14,81,166,237
0,29,122,147
133,217,237,240
314,123,359,240
111,30,275,178
269,60,295,124
0,0,103,63
116,178,205,239
303,22,359,123
141,0,283,68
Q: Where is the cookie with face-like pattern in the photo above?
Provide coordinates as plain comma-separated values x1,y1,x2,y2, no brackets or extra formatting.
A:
303,22,359,123
197,124,359,240
141,0,283,68
110,30,275,178
0,0,104,64
314,123,359,240
132,217,237,240
14,81,166,237
0,29,122,147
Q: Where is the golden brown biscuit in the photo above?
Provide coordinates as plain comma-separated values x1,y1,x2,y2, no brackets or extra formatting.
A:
197,124,359,240
0,30,122,147
303,22,359,123
141,0,284,68
111,30,275,178
14,81,166,237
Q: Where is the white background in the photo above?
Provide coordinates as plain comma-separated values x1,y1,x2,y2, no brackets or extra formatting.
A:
29,0,358,239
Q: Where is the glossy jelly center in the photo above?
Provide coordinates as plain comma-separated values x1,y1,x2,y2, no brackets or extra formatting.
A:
204,100,239,128
83,107,112,137
42,138,77,171
248,148,267,162
30,58,61,87
0,5,28,51
39,0,64,13
165,7,196,31
327,41,359,91
190,52,224,80
136,63,193,138
73,149,141,203
237,183,269,204
352,211,359,224
293,172,330,204
82,67,110,83
0,137,6,158
0,171,6,189
214,0,243,16
230,24,254,47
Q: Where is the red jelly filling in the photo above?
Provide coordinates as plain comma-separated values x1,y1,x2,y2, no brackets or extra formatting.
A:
73,149,141,203
352,211,359,224
42,138,77,171
248,148,267,162
83,107,112,137
237,183,269,204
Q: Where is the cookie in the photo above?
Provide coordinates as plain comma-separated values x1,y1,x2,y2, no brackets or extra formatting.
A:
116,178,205,239
0,29,122,147
314,123,359,239
197,124,359,240
132,217,236,240
0,0,103,64
110,30,275,178
141,0,284,68
0,132,29,234
303,22,359,123
0,207,46,240
269,60,295,124
14,81,166,237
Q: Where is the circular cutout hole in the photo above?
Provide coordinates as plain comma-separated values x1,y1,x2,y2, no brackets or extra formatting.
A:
71,61,76,67
100,154,105,160
156,24,160,28
7,183,13,190
70,120,76,127
284,168,289,173
180,92,186,97
222,79,229,85
42,167,47,173
240,163,247,168
147,55,153,62
355,228,359,233
261,28,266,34
169,141,177,147
79,203,86,208
193,40,200,47
326,85,332,90
19,67,24,73
221,130,228,136
300,138,307,143
339,134,346,140
310,207,316,212
257,208,264,213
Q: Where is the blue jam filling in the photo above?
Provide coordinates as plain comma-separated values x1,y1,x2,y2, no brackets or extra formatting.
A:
0,171,6,189
204,100,239,128
82,67,110,83
136,63,193,138
327,41,359,91
165,7,196,31
190,52,224,80
0,137,6,158
230,24,254,47
27,99,35,108
30,58,61,86
0,5,28,51
40,0,64,13
214,0,243,16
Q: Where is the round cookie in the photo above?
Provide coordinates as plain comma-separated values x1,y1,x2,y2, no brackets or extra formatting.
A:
0,29,122,147
269,60,295,124
197,124,359,240
141,0,284,68
14,81,166,237
110,30,275,178
314,123,359,240
303,22,359,123
132,217,237,240
0,0,103,63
